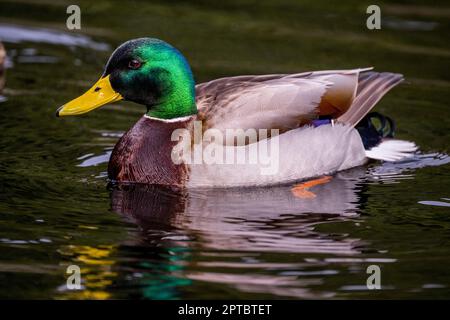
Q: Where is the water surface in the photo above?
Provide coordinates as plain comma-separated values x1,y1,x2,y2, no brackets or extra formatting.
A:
0,0,449,299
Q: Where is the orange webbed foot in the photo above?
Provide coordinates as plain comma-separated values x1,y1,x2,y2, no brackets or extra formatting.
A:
291,176,332,199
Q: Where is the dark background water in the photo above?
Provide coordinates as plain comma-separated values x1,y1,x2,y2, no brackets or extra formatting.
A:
0,0,449,299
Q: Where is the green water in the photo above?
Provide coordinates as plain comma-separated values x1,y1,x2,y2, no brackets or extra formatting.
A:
0,0,449,299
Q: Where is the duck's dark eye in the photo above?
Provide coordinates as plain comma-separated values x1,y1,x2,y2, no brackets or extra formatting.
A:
128,59,141,70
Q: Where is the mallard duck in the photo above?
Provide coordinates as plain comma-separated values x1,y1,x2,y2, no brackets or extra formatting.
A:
56,38,417,188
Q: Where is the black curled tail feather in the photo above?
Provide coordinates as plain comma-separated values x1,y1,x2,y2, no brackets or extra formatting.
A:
356,112,396,149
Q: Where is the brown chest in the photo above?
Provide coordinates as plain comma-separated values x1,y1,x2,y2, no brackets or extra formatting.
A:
108,116,192,186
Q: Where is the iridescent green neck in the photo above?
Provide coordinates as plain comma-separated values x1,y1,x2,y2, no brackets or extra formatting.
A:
146,76,197,119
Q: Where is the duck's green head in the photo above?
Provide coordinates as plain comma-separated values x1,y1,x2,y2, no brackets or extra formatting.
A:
56,38,197,119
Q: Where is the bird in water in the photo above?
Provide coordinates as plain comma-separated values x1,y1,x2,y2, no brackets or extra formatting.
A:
56,38,417,188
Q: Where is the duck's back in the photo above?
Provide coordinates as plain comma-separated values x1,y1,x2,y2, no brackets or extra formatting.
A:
195,68,403,134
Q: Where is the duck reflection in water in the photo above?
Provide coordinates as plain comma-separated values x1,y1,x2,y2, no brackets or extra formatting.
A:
110,169,369,255
107,168,378,299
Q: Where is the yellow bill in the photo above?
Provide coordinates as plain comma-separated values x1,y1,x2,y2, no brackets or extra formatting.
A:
56,75,123,117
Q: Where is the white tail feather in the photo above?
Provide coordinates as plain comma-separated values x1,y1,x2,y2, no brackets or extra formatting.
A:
365,139,418,162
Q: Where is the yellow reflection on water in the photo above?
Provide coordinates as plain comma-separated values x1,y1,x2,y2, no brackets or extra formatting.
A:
58,244,117,300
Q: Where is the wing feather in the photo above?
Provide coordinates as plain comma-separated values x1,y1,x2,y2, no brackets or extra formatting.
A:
194,68,402,144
